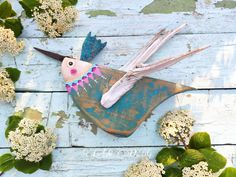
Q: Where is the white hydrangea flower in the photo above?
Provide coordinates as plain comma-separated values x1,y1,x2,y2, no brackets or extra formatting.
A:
18,118,39,135
8,118,57,162
0,68,15,102
33,0,78,38
182,162,217,177
0,27,24,56
124,158,165,177
159,110,195,144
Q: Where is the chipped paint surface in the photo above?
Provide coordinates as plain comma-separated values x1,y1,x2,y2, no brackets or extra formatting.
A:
215,0,236,9
86,10,116,18
76,111,97,135
187,43,192,51
25,71,32,74
141,0,196,14
52,111,69,128
14,107,42,121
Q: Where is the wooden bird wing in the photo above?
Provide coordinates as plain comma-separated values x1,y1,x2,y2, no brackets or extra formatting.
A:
100,24,208,108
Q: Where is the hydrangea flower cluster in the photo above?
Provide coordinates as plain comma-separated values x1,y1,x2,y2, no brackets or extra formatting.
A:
182,162,217,177
8,118,57,162
0,69,15,102
124,158,165,177
0,27,24,55
159,110,195,144
33,0,78,38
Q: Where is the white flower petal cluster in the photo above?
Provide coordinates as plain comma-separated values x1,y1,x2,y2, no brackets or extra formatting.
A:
33,0,78,38
0,68,15,102
159,110,195,144
182,162,217,177
124,158,165,177
0,27,24,56
8,118,57,162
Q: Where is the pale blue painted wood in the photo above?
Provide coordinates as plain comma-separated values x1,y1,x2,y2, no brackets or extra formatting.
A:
1,0,236,176
0,146,236,177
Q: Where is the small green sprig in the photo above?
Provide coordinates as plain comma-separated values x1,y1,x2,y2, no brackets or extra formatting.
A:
0,1,23,37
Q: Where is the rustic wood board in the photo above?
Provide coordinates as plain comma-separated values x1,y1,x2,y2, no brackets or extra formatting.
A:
0,146,235,177
10,34,236,91
1,0,236,176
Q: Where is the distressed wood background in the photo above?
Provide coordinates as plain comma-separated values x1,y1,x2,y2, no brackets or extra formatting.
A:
1,0,236,176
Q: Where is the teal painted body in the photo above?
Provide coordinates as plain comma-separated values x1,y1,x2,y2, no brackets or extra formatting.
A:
69,67,192,137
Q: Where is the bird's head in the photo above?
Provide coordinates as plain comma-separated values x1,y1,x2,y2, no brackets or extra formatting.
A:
34,32,107,83
33,47,93,83
61,57,92,82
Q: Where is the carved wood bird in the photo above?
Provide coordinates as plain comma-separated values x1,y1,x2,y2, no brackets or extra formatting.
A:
34,24,208,137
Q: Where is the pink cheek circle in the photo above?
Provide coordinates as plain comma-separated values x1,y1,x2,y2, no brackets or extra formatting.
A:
70,69,77,75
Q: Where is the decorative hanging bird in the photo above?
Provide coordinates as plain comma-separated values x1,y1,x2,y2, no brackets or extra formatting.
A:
34,24,208,137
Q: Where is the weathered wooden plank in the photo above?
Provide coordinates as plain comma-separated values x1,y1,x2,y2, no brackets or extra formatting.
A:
47,93,71,147
0,91,220,148
0,79,236,147
8,33,236,91
0,55,16,68
0,93,51,147
6,0,236,38
1,89,236,148
0,145,235,176
70,90,236,147
19,11,236,37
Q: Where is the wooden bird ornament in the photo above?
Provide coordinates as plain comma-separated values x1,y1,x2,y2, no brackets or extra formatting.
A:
35,24,208,137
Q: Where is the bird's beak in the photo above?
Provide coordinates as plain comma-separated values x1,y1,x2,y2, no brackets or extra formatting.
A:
34,47,70,62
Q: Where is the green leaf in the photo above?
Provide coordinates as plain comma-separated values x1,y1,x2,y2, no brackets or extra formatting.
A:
5,67,21,83
62,0,78,7
179,149,205,168
164,167,182,177
39,154,52,171
0,1,16,19
14,159,39,174
4,18,23,37
189,132,211,149
156,147,185,166
219,167,236,177
0,153,14,172
19,0,40,17
36,124,45,133
5,116,23,138
10,10,17,17
0,19,4,26
199,148,227,172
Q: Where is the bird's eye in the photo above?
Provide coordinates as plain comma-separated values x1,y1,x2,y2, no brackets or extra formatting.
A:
67,60,75,67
